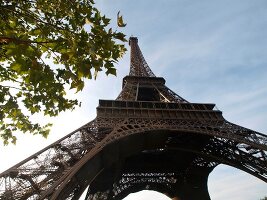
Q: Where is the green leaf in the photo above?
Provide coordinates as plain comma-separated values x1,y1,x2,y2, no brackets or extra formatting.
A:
117,11,127,27
10,62,22,72
102,16,110,26
114,32,127,42
70,79,84,92
106,67,116,76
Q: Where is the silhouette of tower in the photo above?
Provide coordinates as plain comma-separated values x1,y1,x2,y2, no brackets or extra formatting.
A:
0,37,266,200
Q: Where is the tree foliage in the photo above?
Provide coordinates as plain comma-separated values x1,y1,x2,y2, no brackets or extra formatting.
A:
0,0,127,144
260,197,267,200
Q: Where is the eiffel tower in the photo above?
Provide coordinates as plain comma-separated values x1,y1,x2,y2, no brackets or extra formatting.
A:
0,37,267,200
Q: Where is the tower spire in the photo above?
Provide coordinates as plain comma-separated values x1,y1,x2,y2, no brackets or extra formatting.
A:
129,37,156,77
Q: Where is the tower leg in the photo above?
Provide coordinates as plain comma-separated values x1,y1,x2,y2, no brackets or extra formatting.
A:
172,171,211,200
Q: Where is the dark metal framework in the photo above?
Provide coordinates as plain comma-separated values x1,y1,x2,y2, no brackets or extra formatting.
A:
0,37,266,200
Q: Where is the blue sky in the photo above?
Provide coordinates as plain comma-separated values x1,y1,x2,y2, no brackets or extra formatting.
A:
1,0,267,199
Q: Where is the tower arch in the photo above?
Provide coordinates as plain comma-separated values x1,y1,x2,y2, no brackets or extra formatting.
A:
48,128,265,199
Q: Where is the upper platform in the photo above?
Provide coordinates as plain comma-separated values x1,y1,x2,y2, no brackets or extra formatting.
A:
115,37,188,103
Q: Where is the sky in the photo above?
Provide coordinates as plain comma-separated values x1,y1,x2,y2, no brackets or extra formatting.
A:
1,0,267,199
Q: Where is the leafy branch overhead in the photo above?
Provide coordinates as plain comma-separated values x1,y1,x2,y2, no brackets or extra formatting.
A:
0,0,127,144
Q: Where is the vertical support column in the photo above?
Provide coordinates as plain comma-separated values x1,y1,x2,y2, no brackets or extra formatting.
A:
171,170,211,200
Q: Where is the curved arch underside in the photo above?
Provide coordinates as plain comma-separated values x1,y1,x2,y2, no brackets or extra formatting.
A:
56,130,214,200
49,121,267,200
0,116,266,200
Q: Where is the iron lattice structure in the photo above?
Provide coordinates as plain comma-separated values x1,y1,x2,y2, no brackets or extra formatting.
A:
0,37,267,200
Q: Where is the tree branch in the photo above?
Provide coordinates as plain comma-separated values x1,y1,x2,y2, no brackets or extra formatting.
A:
1,5,74,33
0,36,66,45
0,72,23,84
0,84,25,91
